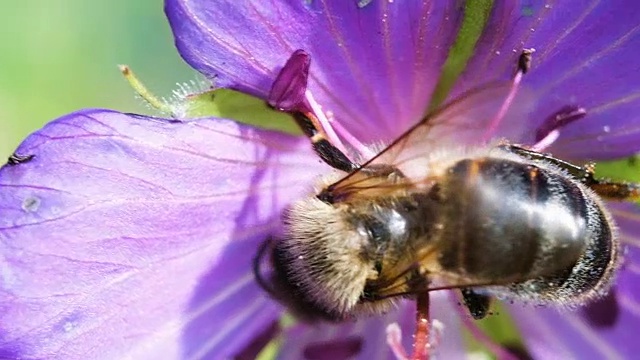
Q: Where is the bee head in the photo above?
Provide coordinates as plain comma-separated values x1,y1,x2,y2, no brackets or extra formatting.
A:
273,197,379,320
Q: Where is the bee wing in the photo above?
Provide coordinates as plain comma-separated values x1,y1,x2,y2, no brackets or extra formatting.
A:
371,265,522,301
327,82,536,199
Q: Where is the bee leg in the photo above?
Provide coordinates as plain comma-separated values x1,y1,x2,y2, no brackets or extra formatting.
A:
500,144,640,201
292,112,358,173
587,180,640,201
268,49,358,173
460,288,492,320
498,144,595,182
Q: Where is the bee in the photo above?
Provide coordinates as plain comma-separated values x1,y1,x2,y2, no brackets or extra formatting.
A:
254,51,638,326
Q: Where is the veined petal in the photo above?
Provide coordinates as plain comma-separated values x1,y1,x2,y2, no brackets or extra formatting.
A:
456,0,640,160
508,201,640,359
277,294,466,359
0,109,326,359
165,0,464,142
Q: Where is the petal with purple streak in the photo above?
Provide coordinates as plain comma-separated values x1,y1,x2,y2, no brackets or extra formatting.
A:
508,202,640,359
165,0,464,142
277,294,466,359
0,109,326,359
456,0,640,160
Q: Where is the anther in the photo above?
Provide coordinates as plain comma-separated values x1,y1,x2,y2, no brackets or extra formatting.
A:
517,48,534,74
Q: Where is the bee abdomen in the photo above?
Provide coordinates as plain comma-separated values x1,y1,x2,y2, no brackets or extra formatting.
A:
436,157,610,297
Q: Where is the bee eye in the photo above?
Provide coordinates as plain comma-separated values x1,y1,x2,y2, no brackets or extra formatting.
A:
364,218,389,244
360,218,389,275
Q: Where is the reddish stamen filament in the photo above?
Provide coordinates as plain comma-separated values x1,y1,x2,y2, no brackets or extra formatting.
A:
411,292,431,360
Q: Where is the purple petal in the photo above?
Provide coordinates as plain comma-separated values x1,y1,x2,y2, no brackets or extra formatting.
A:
0,109,327,359
373,82,538,175
165,0,463,142
456,1,640,160
277,294,466,359
508,202,640,359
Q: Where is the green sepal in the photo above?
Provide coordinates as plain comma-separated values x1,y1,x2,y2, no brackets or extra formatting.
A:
182,88,301,135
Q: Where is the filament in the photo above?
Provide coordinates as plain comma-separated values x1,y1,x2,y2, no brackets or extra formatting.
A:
305,89,376,161
482,49,535,143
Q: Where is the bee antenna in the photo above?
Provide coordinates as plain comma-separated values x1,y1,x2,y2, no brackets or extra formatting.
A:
253,237,279,297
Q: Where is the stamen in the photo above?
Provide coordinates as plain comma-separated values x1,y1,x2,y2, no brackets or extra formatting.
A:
530,130,560,152
270,49,373,167
532,106,587,151
386,323,410,360
386,317,443,360
411,293,431,360
304,90,349,154
430,319,444,350
325,110,377,160
482,49,535,142
119,65,173,114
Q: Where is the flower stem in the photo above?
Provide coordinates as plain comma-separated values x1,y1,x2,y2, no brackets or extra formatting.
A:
411,292,431,360
119,65,173,114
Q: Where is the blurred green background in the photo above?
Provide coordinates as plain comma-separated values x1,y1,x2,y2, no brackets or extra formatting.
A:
0,0,195,158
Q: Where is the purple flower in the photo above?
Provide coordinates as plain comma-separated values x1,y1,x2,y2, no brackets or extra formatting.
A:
2,1,640,359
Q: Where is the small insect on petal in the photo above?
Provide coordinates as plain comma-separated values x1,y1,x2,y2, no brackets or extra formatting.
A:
6,153,35,166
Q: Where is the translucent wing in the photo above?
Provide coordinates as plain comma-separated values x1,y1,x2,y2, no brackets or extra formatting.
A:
362,240,525,302
324,82,536,201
